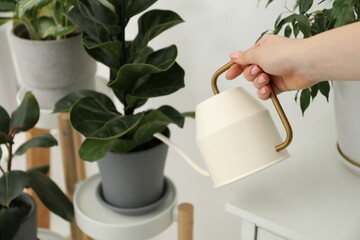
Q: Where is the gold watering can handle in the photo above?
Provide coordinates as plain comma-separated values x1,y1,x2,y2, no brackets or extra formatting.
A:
211,61,293,152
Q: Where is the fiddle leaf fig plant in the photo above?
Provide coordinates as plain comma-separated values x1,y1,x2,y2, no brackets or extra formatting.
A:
0,91,74,240
0,0,78,40
54,0,191,161
262,0,360,114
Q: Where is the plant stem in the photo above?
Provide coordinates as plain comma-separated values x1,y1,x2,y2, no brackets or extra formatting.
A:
0,166,5,174
7,143,13,171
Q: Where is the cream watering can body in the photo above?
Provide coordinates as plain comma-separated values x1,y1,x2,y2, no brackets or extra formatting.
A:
154,62,293,187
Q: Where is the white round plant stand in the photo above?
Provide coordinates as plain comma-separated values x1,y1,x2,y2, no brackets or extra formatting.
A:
38,228,66,240
74,174,180,240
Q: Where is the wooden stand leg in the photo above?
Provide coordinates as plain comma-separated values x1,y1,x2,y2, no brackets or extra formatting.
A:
57,113,91,240
178,203,194,240
26,128,51,229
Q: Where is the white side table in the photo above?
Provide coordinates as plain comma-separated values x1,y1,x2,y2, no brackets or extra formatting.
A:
225,105,360,240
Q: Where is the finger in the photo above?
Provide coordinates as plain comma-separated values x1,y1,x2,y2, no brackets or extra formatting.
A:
243,65,262,82
252,73,269,89
225,64,244,80
257,85,271,100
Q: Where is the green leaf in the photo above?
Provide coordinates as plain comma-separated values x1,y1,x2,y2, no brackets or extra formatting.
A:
300,88,311,115
27,170,74,222
296,14,311,38
14,134,57,156
284,25,292,37
134,106,184,144
0,0,16,11
10,91,39,134
331,0,355,27
69,97,144,140
310,84,318,99
109,45,179,91
126,0,157,19
66,7,109,43
182,111,195,118
273,14,297,35
0,171,29,207
130,10,184,55
0,105,10,134
77,0,117,27
82,36,122,69
79,138,136,161
299,0,313,14
0,207,23,240
18,0,53,17
318,81,331,101
54,90,117,113
132,62,185,98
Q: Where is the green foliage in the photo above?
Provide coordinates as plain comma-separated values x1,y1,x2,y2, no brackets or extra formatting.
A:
0,0,78,40
263,0,360,114
55,0,192,161
0,91,74,237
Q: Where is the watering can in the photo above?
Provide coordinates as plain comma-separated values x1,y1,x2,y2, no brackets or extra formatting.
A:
154,61,293,187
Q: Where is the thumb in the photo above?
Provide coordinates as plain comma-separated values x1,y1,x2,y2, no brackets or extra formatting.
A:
230,48,259,66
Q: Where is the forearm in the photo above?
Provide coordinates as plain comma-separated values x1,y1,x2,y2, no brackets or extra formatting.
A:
300,22,360,83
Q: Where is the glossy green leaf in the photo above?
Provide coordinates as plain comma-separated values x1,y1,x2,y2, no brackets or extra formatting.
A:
82,36,122,69
109,45,178,91
79,138,136,161
0,171,29,207
77,0,117,26
27,170,74,222
0,207,23,240
130,10,183,55
299,0,313,14
284,25,292,37
126,0,157,19
69,97,143,139
310,84,319,99
18,0,53,17
331,0,355,27
54,90,117,113
10,92,39,134
300,88,311,115
318,81,331,101
134,106,184,144
132,62,185,98
273,14,296,34
14,134,58,156
296,14,311,38
0,106,10,134
66,7,110,43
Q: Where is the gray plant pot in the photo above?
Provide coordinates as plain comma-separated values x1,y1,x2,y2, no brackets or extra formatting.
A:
9,26,97,109
13,193,37,240
97,140,169,214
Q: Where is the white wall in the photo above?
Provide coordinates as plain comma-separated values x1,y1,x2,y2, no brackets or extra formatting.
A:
10,0,334,239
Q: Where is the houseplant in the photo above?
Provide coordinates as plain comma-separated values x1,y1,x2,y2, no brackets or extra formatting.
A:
0,0,97,110
263,0,360,171
0,91,74,240
54,0,191,213
262,0,359,114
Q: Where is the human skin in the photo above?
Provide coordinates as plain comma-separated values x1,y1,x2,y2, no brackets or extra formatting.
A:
226,22,360,100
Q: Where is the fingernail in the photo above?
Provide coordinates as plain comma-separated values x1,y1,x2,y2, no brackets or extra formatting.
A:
257,75,267,84
251,65,261,75
230,51,239,59
260,87,268,95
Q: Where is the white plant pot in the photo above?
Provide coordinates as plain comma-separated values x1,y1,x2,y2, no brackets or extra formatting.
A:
333,81,360,175
0,22,18,112
9,26,97,109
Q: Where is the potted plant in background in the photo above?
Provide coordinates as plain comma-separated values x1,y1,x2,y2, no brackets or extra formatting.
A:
262,0,360,172
0,1,17,113
0,0,97,110
55,0,193,214
0,91,74,240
